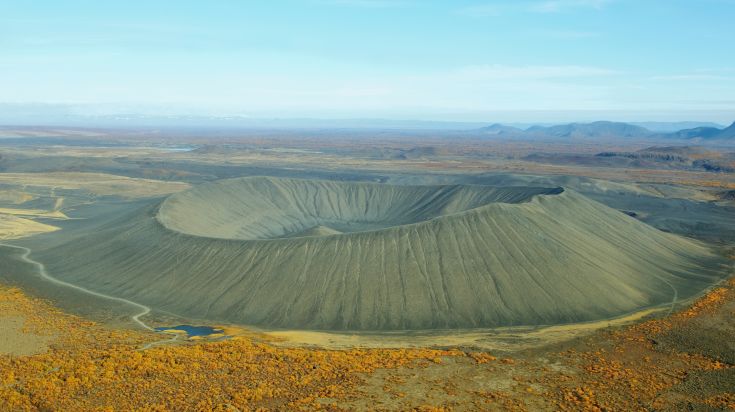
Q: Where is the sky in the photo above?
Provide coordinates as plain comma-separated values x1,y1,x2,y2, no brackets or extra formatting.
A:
1,0,734,124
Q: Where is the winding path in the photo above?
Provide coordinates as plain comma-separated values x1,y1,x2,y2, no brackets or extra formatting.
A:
0,242,178,348
642,265,679,316
0,243,154,331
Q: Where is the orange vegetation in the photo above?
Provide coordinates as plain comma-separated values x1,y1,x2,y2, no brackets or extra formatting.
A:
1,274,734,411
553,276,735,411
704,393,735,410
0,286,464,411
467,352,497,364
676,286,728,319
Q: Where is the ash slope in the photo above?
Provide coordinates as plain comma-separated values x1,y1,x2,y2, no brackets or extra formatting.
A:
158,177,563,240
38,177,728,331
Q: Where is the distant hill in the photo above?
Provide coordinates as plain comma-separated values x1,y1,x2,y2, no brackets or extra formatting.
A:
477,120,735,142
480,121,654,140
630,122,725,132
594,145,735,173
668,121,735,140
477,123,524,136
532,121,653,139
719,122,735,139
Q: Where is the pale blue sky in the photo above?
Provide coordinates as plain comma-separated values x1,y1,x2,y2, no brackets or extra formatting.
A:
1,0,734,122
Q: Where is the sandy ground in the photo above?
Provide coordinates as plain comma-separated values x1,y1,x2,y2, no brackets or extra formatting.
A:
0,190,36,204
0,208,67,219
0,172,189,198
0,316,52,356
0,215,59,240
266,306,667,351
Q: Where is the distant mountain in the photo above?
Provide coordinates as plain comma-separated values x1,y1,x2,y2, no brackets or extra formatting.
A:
478,120,735,141
720,122,735,139
533,121,654,139
668,121,735,140
478,123,524,136
630,122,725,132
479,121,654,140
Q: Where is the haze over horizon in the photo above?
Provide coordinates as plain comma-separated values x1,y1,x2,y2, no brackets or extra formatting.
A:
2,2,735,411
2,0,734,124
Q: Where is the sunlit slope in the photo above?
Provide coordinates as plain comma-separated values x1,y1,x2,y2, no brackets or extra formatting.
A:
38,177,727,330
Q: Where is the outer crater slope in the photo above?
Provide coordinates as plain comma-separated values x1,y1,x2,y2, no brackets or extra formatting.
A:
39,177,728,330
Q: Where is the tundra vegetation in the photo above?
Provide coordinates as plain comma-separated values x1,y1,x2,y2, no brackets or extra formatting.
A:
0,274,733,410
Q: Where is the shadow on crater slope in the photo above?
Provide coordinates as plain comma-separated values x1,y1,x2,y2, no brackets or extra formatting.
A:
37,177,729,331
158,177,563,240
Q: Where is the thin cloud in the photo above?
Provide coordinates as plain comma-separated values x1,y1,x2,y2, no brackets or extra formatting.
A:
529,0,612,13
457,0,612,17
454,64,619,79
455,4,505,17
540,29,600,38
318,0,409,8
650,74,731,81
